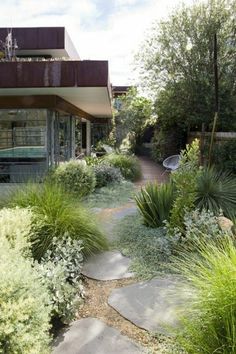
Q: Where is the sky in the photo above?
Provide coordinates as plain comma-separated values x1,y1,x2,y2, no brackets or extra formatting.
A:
1,0,196,86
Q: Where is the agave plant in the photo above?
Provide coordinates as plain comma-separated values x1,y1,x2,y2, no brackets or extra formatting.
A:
195,167,236,219
135,182,175,228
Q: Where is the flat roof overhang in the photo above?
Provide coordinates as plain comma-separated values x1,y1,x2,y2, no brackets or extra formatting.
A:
0,60,112,119
0,27,79,59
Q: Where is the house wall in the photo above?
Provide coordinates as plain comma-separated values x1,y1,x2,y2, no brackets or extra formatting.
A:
0,108,78,182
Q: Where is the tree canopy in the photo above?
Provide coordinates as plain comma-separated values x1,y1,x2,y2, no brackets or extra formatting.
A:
136,0,236,131
114,87,153,150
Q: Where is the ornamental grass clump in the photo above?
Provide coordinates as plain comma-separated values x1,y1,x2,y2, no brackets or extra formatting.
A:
103,153,142,181
135,182,175,228
173,237,236,354
9,183,108,259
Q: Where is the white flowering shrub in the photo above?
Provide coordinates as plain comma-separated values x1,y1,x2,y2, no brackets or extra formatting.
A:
0,236,51,354
0,207,33,255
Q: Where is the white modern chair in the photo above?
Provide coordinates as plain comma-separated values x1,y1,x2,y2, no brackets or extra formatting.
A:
162,154,180,173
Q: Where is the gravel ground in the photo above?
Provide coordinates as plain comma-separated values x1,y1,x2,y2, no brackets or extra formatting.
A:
77,277,163,353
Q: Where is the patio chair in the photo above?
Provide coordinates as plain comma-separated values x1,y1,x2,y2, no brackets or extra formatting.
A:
162,154,180,174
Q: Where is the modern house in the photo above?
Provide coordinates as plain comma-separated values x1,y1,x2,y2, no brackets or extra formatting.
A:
0,27,112,182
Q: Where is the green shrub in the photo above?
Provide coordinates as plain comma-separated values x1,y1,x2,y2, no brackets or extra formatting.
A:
135,182,175,227
84,156,100,166
169,139,201,231
212,139,236,174
10,183,108,259
173,237,236,353
0,236,51,354
151,128,185,163
36,236,84,323
50,160,96,197
169,209,228,244
103,153,142,181
93,163,123,188
195,167,236,219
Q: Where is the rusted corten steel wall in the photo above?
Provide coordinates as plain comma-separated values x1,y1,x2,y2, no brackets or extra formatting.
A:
0,27,65,50
0,60,109,88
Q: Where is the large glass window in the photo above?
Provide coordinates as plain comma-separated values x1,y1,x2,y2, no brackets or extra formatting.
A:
53,113,75,164
0,109,47,182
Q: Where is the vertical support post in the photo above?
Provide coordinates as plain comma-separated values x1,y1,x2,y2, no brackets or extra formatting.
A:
86,120,91,155
208,33,219,166
70,116,75,159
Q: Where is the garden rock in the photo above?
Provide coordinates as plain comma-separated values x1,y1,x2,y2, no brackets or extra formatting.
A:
108,276,189,334
81,251,133,280
217,216,234,233
52,317,144,354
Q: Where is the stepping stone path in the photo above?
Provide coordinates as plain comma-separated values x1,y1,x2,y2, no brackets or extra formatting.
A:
108,276,188,334
53,318,145,354
53,157,184,352
81,251,134,281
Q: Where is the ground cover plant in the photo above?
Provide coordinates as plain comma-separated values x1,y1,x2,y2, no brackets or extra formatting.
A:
84,180,135,209
172,237,236,354
103,153,142,181
8,183,108,259
115,213,179,279
50,159,96,197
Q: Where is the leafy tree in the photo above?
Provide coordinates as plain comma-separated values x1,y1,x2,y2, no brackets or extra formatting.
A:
114,87,153,151
136,0,236,132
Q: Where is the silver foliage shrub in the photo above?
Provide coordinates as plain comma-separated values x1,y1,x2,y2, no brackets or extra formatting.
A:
36,235,84,323
168,209,229,243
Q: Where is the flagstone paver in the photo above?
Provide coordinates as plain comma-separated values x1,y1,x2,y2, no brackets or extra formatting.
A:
81,251,133,281
108,276,188,334
53,318,145,354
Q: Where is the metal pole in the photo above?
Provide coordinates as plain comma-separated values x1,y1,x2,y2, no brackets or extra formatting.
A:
208,33,219,165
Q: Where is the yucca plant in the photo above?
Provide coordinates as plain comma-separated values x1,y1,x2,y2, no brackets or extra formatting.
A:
173,237,236,354
195,167,236,219
8,183,108,259
135,182,175,228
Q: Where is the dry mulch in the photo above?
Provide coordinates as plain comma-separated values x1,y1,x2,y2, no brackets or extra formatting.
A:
77,276,165,353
